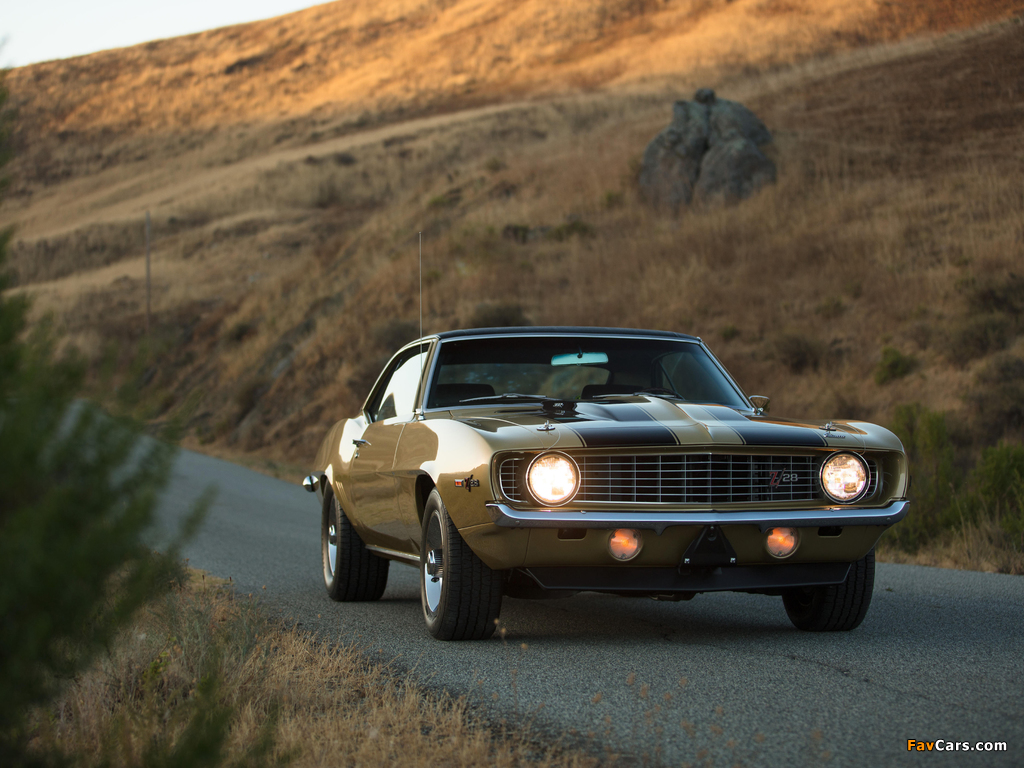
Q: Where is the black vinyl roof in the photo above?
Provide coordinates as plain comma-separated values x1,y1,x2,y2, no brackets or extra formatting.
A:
433,326,700,341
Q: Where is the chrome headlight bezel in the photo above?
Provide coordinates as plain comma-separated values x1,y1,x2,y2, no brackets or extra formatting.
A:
526,451,580,507
819,452,870,504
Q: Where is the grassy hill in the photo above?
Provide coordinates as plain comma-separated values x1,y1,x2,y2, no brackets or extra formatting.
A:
2,1,1023,569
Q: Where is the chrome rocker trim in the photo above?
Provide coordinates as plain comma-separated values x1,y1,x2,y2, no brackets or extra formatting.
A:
485,500,909,535
365,544,420,565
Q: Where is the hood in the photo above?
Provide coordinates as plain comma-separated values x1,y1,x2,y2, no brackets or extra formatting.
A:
451,396,866,450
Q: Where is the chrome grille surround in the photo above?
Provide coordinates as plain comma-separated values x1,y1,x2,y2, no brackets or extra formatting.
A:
499,453,879,506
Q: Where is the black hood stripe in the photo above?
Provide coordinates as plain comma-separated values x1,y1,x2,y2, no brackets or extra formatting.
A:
587,403,657,423
732,426,827,447
567,423,679,448
685,404,829,447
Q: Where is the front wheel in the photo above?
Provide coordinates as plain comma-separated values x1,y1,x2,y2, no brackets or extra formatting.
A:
783,549,875,631
420,489,503,640
322,488,389,602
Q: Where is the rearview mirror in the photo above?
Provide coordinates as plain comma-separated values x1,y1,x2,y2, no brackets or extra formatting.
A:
551,351,609,366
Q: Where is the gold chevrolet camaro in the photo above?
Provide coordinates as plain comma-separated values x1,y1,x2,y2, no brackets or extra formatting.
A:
303,327,909,641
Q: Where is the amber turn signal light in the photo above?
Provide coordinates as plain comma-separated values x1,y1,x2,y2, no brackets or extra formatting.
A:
608,529,643,561
765,527,800,559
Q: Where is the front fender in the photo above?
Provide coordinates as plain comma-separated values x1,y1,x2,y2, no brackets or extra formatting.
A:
395,419,496,531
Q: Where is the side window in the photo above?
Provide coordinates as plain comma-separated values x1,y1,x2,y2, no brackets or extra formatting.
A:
367,347,429,423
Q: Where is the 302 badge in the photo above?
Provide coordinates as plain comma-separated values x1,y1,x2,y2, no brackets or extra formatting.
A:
453,475,480,492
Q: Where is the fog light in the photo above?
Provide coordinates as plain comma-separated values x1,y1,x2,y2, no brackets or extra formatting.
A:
608,529,642,561
765,527,800,559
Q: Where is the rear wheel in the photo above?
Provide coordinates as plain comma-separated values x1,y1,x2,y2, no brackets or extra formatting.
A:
322,488,389,602
783,549,875,631
420,489,503,640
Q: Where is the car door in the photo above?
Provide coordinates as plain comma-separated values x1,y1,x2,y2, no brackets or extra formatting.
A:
348,343,431,552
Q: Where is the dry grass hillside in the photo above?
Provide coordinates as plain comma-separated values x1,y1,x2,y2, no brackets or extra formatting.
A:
10,0,1021,134
5,0,1021,204
1,1,1023,569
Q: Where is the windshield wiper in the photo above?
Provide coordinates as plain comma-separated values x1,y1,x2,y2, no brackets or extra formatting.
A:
459,392,550,404
632,387,685,400
588,387,685,401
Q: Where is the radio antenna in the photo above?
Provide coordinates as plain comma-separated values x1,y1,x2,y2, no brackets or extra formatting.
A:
415,231,427,420
418,231,423,341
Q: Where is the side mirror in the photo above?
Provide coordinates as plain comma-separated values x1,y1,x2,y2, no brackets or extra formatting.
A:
749,395,770,416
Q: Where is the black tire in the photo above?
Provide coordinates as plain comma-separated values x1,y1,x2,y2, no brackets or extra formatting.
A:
322,487,389,602
783,549,875,631
420,489,503,640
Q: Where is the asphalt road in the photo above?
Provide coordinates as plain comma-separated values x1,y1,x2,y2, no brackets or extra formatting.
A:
155,448,1024,767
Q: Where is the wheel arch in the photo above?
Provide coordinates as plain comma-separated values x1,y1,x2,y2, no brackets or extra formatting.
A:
415,474,437,527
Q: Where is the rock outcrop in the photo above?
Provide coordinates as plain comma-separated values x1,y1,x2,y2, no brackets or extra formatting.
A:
639,89,775,211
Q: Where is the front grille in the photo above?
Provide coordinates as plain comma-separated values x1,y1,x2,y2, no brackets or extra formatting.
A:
499,453,839,505
499,458,519,502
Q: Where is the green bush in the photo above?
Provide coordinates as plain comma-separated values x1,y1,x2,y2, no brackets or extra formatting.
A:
602,190,624,209
774,333,820,374
966,354,1024,444
427,188,461,209
966,272,1024,316
814,297,845,319
373,318,419,350
885,404,962,551
0,73,264,768
874,346,918,385
545,218,595,242
884,402,1024,557
469,302,531,328
967,443,1024,544
946,313,1011,367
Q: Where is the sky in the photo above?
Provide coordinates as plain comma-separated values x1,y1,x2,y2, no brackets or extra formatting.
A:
2,1,320,68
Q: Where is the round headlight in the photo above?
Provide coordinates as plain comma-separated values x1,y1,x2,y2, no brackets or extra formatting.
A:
527,452,579,506
820,453,869,503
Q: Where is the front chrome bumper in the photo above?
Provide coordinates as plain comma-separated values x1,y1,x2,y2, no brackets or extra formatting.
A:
485,500,909,535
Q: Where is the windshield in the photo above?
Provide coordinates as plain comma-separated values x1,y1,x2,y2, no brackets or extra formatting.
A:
425,335,748,409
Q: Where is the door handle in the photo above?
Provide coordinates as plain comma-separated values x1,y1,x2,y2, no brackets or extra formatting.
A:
352,438,371,447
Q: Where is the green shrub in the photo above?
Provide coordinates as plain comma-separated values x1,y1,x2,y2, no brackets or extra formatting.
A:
545,219,595,241
946,313,1011,367
602,190,624,208
885,404,962,551
774,333,820,374
966,354,1024,443
814,297,845,319
469,302,531,328
966,272,1024,316
373,318,419,350
968,443,1024,543
874,346,918,385
427,188,461,209
0,74,258,768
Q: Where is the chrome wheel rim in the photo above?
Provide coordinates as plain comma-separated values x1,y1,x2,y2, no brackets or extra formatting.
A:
423,512,444,614
327,505,339,577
